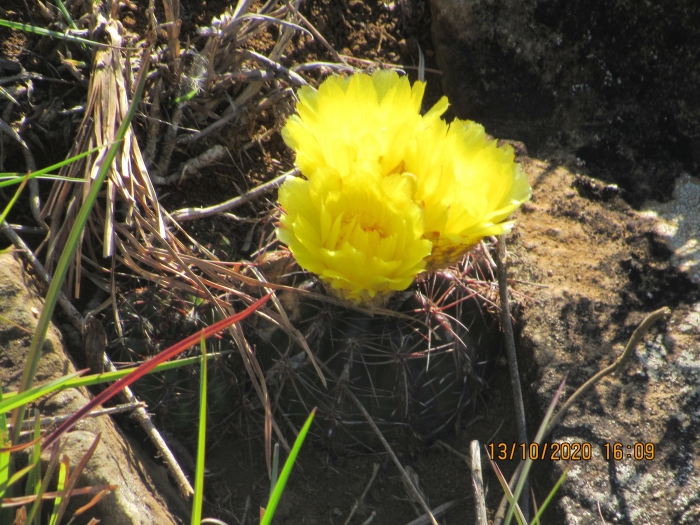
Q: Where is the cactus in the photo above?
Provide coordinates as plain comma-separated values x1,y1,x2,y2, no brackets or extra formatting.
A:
250,251,501,451
102,251,500,451
104,285,242,439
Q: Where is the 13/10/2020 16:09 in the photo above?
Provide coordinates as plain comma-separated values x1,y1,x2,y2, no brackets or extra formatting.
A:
487,442,656,461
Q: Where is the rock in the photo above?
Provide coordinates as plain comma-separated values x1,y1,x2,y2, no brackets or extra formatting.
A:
0,253,186,525
429,0,699,206
508,160,700,524
642,173,700,284
429,3,700,518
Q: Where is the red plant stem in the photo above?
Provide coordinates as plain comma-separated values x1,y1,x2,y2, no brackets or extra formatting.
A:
42,294,271,449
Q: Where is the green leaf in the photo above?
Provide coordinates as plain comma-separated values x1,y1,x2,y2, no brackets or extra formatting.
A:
0,19,102,47
260,408,316,525
48,457,68,525
1,351,234,401
191,337,207,525
0,370,85,413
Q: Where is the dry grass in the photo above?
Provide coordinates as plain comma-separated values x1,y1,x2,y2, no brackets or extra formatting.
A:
0,0,363,471
1,2,510,520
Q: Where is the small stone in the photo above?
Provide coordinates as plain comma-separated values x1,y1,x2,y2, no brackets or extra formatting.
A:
545,227,562,238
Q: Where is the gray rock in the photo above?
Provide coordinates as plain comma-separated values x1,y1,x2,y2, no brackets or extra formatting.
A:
643,173,700,285
429,2,700,519
429,0,699,206
507,160,700,524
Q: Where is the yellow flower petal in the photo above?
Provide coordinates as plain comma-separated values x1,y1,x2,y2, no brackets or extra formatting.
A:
278,70,531,296
277,167,432,302
405,118,532,269
282,70,432,182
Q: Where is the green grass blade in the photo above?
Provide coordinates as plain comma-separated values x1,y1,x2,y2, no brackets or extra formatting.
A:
51,432,101,525
0,386,11,523
24,443,63,525
486,450,527,525
0,174,88,189
0,387,9,500
506,378,567,525
10,47,152,445
0,174,29,227
0,371,85,414
529,463,570,525
270,443,280,495
191,337,207,525
260,408,316,525
0,19,102,47
54,0,78,31
30,411,42,525
24,411,40,499
47,457,68,525
1,351,233,402
0,142,104,186
0,462,35,495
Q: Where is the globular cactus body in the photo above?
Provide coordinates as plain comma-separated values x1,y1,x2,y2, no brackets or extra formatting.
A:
254,259,500,451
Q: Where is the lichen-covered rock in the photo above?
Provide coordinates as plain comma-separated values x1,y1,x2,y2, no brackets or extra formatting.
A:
508,160,700,524
643,173,700,284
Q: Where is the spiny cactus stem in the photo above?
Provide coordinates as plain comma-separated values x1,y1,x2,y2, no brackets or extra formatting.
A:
345,383,438,525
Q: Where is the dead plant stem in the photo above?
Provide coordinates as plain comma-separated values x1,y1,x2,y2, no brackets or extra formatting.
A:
470,440,488,525
342,382,439,525
343,463,380,525
495,235,529,521
170,168,299,222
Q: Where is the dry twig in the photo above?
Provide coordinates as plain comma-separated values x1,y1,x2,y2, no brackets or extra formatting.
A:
495,235,529,520
471,440,488,525
343,463,380,525
343,383,438,525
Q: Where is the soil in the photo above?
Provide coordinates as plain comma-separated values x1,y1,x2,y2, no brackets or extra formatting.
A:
2,0,697,524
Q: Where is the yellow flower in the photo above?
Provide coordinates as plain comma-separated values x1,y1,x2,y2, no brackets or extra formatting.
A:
277,167,432,303
282,70,427,180
404,117,532,269
277,70,531,299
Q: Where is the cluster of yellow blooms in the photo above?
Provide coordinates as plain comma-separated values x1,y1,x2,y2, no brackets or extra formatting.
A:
277,70,531,303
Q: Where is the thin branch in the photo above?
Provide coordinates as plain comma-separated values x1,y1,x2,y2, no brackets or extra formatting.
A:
495,235,529,520
343,463,380,525
402,501,457,525
170,168,298,222
343,384,438,525
10,402,146,433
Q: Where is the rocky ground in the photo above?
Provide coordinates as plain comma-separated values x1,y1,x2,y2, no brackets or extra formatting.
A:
1,0,699,524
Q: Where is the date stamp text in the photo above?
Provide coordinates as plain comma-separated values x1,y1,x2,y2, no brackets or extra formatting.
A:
486,442,655,461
